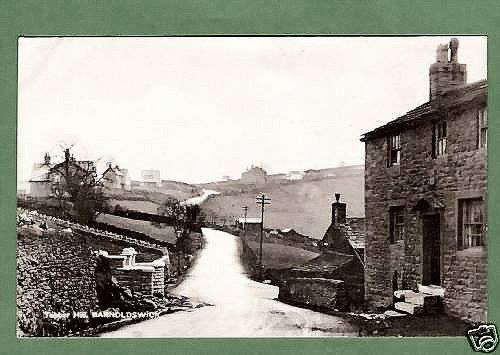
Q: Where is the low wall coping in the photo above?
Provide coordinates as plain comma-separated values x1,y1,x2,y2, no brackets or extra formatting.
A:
117,265,155,272
288,277,344,284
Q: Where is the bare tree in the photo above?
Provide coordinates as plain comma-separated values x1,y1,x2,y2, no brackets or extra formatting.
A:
49,148,109,224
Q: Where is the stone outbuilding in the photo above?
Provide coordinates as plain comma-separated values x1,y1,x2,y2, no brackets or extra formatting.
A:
361,38,487,322
277,194,365,311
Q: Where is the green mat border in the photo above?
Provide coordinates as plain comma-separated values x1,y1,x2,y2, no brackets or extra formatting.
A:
1,1,499,354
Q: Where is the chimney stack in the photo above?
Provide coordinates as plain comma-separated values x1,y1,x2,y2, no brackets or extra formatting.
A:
332,193,347,226
64,148,70,162
44,152,51,165
429,38,467,101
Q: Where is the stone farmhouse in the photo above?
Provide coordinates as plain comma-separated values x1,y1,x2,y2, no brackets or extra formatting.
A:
361,39,487,322
277,194,365,311
28,150,97,198
241,165,267,185
28,153,54,197
140,169,161,189
102,163,132,191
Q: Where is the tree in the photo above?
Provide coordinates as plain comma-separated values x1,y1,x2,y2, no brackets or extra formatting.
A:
156,197,200,253
49,148,109,224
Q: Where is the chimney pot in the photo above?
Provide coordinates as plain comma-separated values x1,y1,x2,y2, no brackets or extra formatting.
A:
332,194,347,226
429,38,466,101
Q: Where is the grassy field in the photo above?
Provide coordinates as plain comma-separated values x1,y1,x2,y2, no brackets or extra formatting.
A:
109,199,159,214
246,241,319,269
96,213,177,244
202,173,364,239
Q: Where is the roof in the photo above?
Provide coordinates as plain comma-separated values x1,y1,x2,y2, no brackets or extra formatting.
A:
361,80,487,141
51,159,96,174
344,224,365,249
29,163,53,182
238,217,262,224
288,251,355,276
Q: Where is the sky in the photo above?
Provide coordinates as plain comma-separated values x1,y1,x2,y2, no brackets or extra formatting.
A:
17,36,487,185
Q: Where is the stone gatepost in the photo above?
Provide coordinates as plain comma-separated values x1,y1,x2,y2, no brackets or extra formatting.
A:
120,247,137,267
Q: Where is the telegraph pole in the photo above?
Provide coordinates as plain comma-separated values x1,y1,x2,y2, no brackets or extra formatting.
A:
255,193,271,279
242,205,248,237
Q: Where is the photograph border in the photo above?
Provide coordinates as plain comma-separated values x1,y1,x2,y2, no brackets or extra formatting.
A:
1,1,499,354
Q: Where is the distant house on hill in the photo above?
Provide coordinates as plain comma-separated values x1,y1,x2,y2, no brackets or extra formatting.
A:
102,163,131,191
286,171,305,181
267,173,287,182
241,166,267,185
140,169,161,189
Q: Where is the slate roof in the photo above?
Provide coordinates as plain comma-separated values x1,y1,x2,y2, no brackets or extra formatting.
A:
29,163,53,182
344,223,365,249
361,79,487,141
289,251,355,276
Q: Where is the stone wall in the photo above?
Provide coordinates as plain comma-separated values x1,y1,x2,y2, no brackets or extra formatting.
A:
17,228,99,335
278,278,347,311
17,220,169,335
364,95,487,322
112,266,164,296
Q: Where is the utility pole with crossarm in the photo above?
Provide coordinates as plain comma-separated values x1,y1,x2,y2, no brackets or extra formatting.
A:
255,193,271,279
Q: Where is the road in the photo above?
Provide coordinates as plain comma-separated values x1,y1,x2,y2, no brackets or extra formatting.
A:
101,228,357,337
181,189,220,206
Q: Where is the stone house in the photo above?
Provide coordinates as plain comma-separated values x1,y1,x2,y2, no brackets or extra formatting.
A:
277,195,365,310
102,163,132,191
28,153,54,197
140,169,161,189
361,39,487,322
49,149,97,198
28,150,97,198
241,166,267,185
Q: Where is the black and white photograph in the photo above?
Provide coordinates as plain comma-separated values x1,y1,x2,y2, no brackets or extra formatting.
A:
16,36,488,338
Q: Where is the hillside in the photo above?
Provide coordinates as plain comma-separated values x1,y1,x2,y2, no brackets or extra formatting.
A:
201,166,364,239
104,180,201,214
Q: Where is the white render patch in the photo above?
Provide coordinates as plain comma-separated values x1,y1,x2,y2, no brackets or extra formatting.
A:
418,284,445,297
394,301,423,315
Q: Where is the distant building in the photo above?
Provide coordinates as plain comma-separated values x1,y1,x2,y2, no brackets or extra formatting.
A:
241,166,267,185
49,150,97,198
140,169,161,189
102,163,131,191
361,39,487,322
28,150,98,198
286,171,305,181
237,217,262,232
28,153,54,197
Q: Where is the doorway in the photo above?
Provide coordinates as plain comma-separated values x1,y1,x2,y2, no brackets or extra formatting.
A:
422,214,441,285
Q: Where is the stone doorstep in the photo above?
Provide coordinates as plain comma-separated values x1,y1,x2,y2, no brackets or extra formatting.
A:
383,310,408,318
394,301,423,315
418,284,445,297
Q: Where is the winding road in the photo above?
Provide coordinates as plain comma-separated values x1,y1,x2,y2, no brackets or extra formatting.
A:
101,228,357,337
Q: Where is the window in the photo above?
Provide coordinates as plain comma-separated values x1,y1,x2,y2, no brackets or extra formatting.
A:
388,134,401,166
390,207,405,243
432,121,447,158
457,198,485,249
478,108,487,149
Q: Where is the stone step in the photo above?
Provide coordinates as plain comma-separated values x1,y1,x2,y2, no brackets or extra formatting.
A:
394,301,423,315
393,289,414,299
383,310,408,318
418,284,445,297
